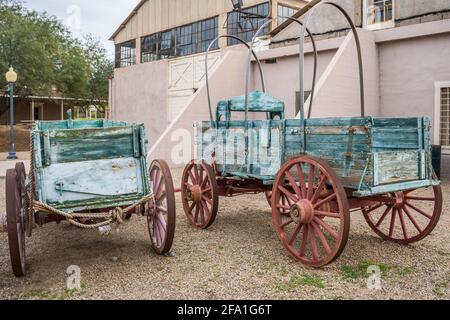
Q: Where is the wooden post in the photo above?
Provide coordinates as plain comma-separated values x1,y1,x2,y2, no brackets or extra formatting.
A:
61,100,64,120
31,99,35,121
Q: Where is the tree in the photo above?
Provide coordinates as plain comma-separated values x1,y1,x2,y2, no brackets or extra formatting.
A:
82,34,114,114
0,0,113,119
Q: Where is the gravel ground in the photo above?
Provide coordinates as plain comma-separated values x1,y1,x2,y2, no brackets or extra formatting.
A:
0,168,449,300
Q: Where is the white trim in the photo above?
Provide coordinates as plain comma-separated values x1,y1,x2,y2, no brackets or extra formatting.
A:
435,81,450,154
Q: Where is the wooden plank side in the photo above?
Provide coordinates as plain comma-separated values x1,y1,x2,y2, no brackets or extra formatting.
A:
375,151,420,185
42,157,145,209
47,127,136,164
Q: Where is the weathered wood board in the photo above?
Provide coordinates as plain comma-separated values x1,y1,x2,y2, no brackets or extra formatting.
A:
32,120,150,211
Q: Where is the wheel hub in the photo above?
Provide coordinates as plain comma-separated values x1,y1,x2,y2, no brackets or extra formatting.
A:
290,199,315,224
393,192,405,208
147,198,157,217
188,185,203,203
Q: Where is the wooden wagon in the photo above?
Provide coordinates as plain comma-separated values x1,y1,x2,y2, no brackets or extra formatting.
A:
2,117,176,277
179,4,443,267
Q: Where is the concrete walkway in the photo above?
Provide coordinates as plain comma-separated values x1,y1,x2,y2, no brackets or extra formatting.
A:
0,152,30,177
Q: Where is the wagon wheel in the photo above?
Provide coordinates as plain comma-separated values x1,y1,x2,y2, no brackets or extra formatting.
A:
362,184,443,245
181,160,218,229
6,163,27,277
148,160,176,255
272,156,350,268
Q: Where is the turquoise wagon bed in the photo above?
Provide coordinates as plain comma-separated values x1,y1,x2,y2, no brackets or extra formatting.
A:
3,117,177,277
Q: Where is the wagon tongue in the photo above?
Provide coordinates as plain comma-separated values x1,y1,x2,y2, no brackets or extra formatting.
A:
0,212,6,233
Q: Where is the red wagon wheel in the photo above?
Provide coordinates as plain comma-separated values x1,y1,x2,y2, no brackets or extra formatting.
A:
148,160,176,255
272,156,350,268
6,163,27,277
181,160,218,229
362,184,443,245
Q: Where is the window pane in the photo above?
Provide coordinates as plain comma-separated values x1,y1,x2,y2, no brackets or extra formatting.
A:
141,34,159,63
367,0,393,25
227,2,270,46
115,40,136,68
277,4,297,25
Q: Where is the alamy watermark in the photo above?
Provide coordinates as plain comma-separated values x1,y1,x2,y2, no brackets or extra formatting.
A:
66,265,81,291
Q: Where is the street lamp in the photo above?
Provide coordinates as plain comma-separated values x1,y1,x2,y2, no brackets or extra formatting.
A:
231,0,244,10
5,67,18,160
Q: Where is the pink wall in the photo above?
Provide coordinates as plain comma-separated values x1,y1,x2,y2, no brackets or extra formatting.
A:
378,32,450,178
111,59,169,146
254,50,337,118
149,46,251,167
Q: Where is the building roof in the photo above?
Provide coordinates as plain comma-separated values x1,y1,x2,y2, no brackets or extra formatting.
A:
109,0,147,41
110,0,312,42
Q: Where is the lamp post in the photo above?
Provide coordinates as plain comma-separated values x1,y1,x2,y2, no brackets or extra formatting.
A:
5,67,18,160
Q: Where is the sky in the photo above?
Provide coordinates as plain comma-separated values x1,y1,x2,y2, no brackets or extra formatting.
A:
23,0,141,60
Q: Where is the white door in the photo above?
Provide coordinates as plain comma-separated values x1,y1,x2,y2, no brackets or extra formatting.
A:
167,52,221,123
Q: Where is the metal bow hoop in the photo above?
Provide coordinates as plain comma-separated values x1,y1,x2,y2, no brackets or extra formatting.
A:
205,35,267,127
279,16,318,120
300,1,365,119
244,18,274,126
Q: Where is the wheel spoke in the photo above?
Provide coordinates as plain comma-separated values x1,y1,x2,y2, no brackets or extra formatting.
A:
285,171,302,200
309,231,320,262
280,218,294,229
311,222,332,255
276,204,291,210
311,174,327,205
405,202,432,219
398,208,408,240
307,164,315,200
288,223,303,245
403,206,423,233
188,169,197,185
405,196,435,201
193,165,199,183
295,164,307,199
364,203,383,215
389,208,397,237
315,210,340,219
314,193,336,209
278,185,299,203
202,195,213,205
188,202,196,215
194,205,200,223
298,225,309,257
375,206,392,228
202,200,212,220
313,217,339,240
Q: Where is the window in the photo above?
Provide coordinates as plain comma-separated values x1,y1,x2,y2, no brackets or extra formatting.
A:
440,87,450,149
115,40,136,68
227,2,270,46
139,16,219,63
141,34,159,63
364,0,394,29
277,4,297,25
159,30,176,59
176,24,195,56
195,17,219,53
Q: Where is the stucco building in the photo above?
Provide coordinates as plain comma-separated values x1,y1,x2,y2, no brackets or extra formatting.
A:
109,0,450,177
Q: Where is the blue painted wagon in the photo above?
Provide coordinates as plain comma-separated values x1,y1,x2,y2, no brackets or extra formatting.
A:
3,116,176,276
180,3,443,267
